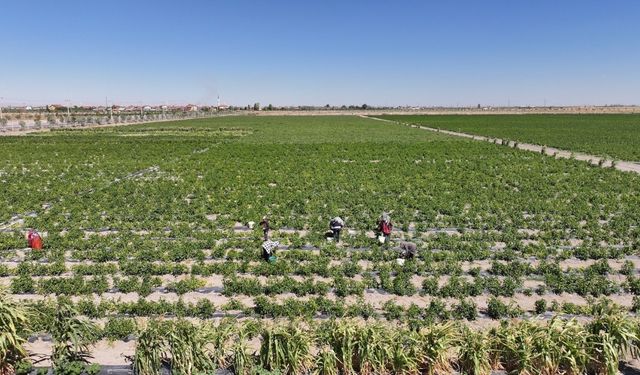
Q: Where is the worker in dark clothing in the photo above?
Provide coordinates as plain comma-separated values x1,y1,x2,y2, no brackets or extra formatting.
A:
377,212,393,246
398,241,417,259
259,216,270,241
329,216,345,243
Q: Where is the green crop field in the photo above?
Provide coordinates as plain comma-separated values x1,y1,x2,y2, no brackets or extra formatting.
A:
379,114,640,162
2,115,640,373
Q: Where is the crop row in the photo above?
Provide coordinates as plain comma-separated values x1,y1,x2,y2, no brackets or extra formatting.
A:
1,275,633,301
0,261,640,297
15,290,640,327
5,288,640,375
3,251,636,276
2,217,635,253
2,229,636,264
22,297,640,344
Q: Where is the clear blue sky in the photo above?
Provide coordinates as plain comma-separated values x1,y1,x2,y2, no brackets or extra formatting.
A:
1,0,639,107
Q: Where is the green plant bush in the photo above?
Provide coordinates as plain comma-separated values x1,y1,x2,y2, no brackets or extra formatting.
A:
102,317,136,341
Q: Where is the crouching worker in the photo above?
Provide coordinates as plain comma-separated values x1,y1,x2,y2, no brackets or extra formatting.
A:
329,216,345,243
27,229,43,250
398,241,417,260
261,240,279,262
395,241,417,266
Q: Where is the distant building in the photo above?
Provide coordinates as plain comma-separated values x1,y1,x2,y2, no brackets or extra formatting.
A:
185,104,198,112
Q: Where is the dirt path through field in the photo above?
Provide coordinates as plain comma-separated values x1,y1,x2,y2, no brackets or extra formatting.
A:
362,115,640,175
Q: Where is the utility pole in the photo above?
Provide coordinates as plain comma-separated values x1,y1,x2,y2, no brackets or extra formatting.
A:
106,97,113,122
0,97,3,120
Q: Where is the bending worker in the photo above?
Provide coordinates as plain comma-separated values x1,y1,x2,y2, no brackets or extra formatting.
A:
398,241,417,259
27,229,43,250
261,240,279,262
329,216,345,243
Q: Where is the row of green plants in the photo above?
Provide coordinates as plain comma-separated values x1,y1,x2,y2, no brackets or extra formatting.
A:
5,286,640,375
6,269,636,301
3,241,634,278
2,216,632,246
131,312,640,375
9,274,206,296
2,228,636,268
27,297,640,345
17,291,638,327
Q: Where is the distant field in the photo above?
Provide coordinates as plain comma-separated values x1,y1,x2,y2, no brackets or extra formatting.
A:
378,114,640,161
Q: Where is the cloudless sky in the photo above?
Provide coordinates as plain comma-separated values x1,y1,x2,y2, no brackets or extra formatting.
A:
1,0,639,107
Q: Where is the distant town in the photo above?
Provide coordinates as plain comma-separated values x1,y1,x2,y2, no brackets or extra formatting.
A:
1,102,638,114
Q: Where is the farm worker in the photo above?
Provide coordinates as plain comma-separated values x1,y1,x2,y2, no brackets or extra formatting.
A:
26,229,43,250
259,216,270,241
377,212,393,245
261,240,279,262
329,216,345,243
397,241,417,260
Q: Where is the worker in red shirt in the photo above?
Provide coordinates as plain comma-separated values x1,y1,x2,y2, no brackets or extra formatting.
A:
377,212,393,246
27,229,43,250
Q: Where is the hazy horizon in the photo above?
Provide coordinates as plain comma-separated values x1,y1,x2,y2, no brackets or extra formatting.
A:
1,0,639,108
